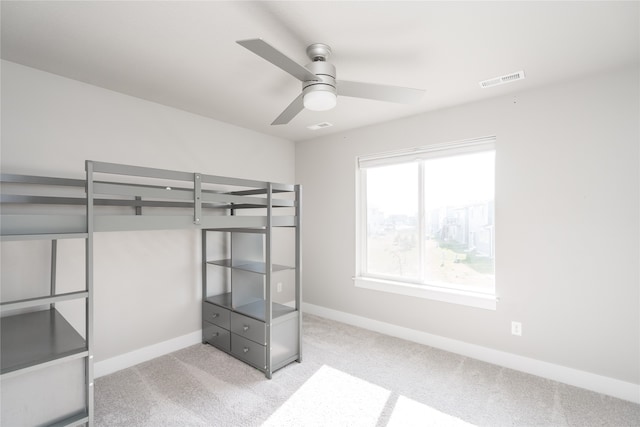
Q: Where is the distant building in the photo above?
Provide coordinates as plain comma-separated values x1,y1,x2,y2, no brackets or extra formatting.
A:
429,201,495,258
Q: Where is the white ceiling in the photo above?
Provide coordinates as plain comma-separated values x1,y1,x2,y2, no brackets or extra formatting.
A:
2,1,638,142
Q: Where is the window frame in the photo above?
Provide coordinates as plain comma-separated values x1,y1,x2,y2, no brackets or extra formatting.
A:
355,136,498,310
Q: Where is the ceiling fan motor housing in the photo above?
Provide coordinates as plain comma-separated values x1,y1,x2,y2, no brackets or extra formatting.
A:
302,60,337,97
306,43,332,61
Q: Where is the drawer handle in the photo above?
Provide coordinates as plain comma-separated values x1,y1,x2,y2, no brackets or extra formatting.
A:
211,313,219,318
212,332,219,337
243,347,249,353
243,325,250,332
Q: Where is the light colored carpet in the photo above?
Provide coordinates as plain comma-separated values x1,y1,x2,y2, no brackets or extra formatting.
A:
95,314,640,426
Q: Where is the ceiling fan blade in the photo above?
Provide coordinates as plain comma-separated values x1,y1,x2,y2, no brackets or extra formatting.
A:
337,80,425,104
237,38,318,83
271,93,305,125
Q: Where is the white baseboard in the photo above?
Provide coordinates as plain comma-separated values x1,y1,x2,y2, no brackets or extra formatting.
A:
94,330,202,378
302,302,640,404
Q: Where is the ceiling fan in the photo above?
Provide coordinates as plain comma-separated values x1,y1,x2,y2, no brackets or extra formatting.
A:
236,38,426,125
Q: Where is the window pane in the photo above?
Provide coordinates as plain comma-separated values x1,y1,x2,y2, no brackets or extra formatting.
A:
366,162,419,281
423,151,495,292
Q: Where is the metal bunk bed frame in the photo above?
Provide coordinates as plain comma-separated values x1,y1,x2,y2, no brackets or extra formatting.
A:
1,160,301,426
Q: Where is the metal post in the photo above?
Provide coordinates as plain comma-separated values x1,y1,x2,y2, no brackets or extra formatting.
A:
50,240,57,310
201,229,208,344
194,173,202,225
85,161,95,425
135,196,142,216
295,185,302,363
265,183,273,379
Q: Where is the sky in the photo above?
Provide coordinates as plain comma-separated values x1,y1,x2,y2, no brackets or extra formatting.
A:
366,150,495,217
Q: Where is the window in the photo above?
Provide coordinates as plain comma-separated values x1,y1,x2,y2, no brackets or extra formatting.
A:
356,137,496,309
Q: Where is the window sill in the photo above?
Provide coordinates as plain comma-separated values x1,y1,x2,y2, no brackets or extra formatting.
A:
353,276,497,310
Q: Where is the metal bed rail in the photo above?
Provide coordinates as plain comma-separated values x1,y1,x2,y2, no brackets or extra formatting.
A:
86,160,296,231
0,162,298,236
0,172,87,237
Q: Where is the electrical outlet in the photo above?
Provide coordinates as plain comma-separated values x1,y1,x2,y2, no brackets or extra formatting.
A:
276,282,283,293
511,321,522,336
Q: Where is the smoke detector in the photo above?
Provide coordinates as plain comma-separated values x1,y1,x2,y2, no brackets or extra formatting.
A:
479,70,526,88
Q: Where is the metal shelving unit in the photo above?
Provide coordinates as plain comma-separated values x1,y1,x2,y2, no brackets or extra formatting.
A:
202,185,302,379
1,172,93,426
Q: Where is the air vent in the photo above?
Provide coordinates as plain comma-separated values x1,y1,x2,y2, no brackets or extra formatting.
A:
307,122,333,130
479,70,525,88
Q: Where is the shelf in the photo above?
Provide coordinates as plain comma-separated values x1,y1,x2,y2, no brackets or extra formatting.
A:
1,309,87,376
205,292,232,308
204,293,295,322
235,300,296,322
49,411,89,427
207,258,293,274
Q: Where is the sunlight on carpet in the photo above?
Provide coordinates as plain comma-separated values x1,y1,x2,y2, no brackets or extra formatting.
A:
262,365,474,426
387,395,474,427
262,365,390,426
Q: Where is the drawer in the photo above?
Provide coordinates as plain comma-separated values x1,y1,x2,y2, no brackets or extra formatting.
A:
202,303,230,329
230,312,265,345
231,334,266,370
203,322,230,352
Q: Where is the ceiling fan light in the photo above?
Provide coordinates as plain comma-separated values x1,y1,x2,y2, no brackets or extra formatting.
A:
303,90,337,111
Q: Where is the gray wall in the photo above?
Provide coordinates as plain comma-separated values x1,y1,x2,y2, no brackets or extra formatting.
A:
295,65,639,384
2,58,638,388
1,60,295,362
